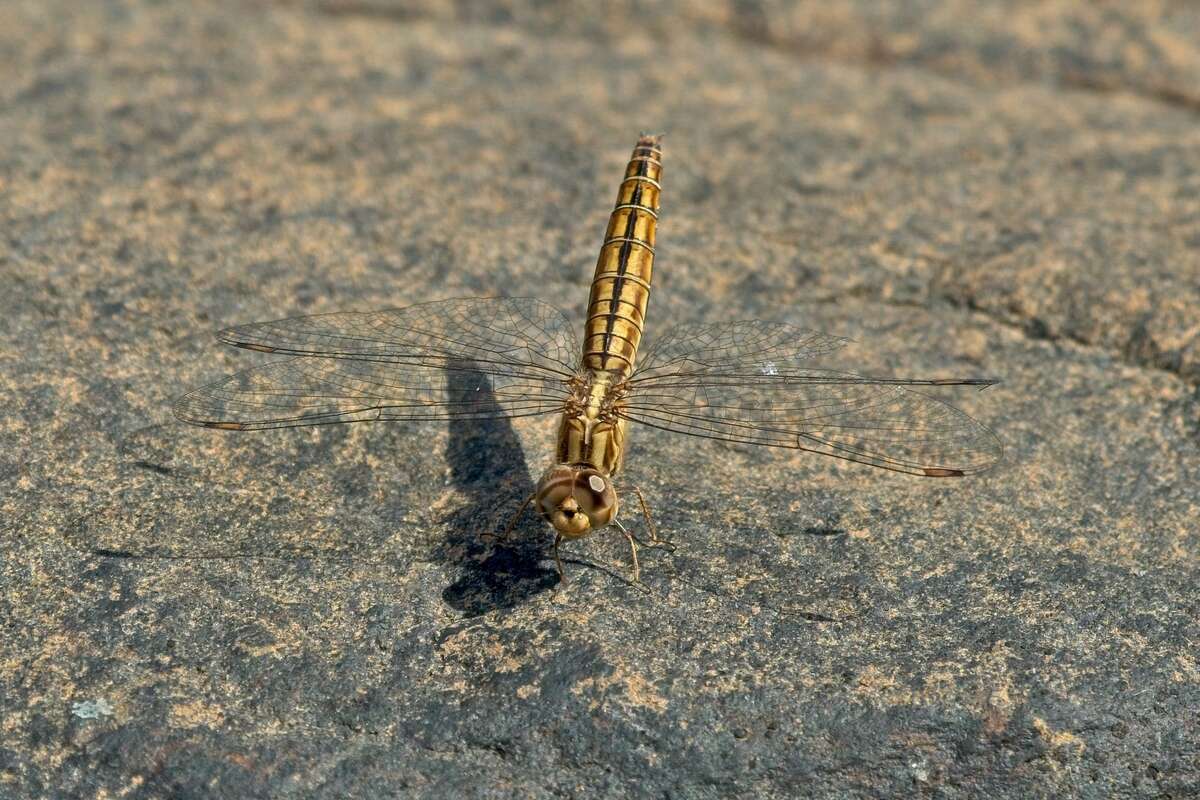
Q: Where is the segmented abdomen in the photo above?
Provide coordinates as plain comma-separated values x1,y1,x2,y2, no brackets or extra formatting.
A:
581,134,662,375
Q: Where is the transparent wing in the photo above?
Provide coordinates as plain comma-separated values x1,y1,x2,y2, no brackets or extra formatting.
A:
213,296,579,379
631,319,851,382
625,321,1001,477
175,357,570,430
175,297,578,430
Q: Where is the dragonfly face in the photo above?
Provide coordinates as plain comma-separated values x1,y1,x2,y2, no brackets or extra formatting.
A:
175,134,1002,583
535,464,617,540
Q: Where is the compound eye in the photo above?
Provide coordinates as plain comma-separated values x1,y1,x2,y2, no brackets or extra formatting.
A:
539,483,563,507
575,471,612,516
536,472,573,516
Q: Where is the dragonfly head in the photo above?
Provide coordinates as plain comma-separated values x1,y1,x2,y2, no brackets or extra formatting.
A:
535,464,617,539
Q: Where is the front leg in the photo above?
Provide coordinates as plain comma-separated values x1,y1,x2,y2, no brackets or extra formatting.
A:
553,533,566,581
625,483,675,552
482,491,536,544
612,520,642,585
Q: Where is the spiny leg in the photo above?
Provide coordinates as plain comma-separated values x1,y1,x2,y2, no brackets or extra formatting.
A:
612,520,642,585
627,484,675,552
484,491,535,544
553,533,565,581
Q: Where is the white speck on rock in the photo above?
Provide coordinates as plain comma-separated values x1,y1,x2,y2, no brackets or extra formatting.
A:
71,699,114,720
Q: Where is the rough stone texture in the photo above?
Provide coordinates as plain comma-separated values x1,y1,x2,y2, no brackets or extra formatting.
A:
2,1,1198,797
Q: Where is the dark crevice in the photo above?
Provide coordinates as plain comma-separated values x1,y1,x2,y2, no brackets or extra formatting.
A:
1059,70,1200,116
312,0,423,23
946,293,1199,388
812,287,1197,387
711,17,1200,118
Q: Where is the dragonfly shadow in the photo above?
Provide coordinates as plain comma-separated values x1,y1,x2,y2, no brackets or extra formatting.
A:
437,361,559,615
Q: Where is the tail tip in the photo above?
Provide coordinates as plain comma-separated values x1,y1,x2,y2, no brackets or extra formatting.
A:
637,131,665,148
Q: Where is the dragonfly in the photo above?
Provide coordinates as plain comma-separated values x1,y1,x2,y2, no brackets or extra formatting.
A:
175,134,1002,582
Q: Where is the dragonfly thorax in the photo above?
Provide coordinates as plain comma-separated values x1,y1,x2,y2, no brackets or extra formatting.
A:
566,370,627,420
535,463,618,540
556,369,630,476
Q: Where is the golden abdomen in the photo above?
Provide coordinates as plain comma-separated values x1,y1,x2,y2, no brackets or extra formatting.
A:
558,135,662,478
581,135,662,377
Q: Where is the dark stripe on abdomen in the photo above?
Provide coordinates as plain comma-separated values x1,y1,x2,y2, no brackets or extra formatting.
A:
582,135,662,375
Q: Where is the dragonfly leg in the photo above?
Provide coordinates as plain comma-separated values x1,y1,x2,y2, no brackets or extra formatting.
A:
612,520,644,586
553,533,566,581
484,491,536,544
627,485,675,552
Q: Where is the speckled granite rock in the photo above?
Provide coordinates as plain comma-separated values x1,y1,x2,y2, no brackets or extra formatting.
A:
2,1,1198,797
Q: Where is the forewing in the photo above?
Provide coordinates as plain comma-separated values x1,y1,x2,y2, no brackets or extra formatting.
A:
175,357,570,430
626,321,1001,476
218,297,579,379
176,297,579,430
631,319,850,382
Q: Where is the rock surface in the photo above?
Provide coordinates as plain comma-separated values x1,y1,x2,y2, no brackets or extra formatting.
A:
2,1,1198,797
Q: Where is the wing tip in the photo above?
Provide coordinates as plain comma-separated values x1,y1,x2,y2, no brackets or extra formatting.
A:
172,388,247,430
216,327,276,352
173,402,248,431
923,424,1006,477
